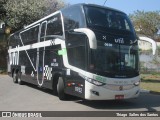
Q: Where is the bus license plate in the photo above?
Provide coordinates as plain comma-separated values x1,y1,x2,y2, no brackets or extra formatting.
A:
115,95,124,99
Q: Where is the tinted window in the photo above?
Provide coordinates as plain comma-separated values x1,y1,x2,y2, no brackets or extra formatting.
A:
40,22,47,42
9,33,20,47
30,26,39,42
67,39,87,70
90,41,139,78
20,25,39,45
46,13,63,36
62,6,85,30
67,46,86,70
84,6,134,33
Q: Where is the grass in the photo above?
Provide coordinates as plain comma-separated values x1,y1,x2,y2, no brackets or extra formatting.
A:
140,74,160,93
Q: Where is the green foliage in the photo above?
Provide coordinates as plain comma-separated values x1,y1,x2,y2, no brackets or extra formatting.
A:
0,0,66,71
3,0,65,32
129,10,160,38
0,41,7,70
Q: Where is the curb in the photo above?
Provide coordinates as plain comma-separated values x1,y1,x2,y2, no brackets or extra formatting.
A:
140,89,150,93
150,91,160,95
141,89,160,95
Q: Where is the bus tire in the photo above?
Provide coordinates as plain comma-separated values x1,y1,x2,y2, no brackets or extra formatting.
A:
52,75,58,95
17,72,24,85
13,71,18,83
57,77,67,100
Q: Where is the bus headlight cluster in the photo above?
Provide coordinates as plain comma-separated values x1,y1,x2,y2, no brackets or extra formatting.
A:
85,77,105,86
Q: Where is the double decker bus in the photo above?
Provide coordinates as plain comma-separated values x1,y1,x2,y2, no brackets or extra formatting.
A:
8,4,156,100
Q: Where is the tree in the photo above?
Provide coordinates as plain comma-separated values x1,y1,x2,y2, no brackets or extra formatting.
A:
0,0,7,20
130,11,160,73
129,11,160,39
4,0,65,32
0,0,66,73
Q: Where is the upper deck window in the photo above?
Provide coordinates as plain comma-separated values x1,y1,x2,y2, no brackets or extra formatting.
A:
62,6,85,30
20,25,39,45
46,13,63,36
84,6,134,33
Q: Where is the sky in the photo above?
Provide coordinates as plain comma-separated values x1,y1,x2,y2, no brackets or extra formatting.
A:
65,0,160,15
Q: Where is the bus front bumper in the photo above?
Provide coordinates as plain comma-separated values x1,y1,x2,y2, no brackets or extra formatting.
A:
84,80,140,100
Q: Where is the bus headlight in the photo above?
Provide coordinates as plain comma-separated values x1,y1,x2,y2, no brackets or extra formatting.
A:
134,81,140,86
85,77,105,86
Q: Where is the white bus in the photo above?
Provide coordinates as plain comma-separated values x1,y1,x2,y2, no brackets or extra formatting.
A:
8,3,156,100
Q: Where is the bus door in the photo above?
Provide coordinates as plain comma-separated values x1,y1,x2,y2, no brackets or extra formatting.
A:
37,21,47,85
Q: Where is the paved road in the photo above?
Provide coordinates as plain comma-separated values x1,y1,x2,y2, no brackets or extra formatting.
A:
0,75,160,120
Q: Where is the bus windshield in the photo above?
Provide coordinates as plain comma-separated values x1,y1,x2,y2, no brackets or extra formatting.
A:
84,6,134,33
89,41,139,78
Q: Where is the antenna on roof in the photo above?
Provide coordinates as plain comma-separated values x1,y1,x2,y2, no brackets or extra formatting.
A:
103,0,108,6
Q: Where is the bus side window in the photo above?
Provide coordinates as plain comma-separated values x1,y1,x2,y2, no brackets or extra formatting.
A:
30,26,39,43
62,6,84,30
46,13,63,39
40,22,47,42
9,35,17,48
20,25,39,45
67,45,86,70
67,38,87,70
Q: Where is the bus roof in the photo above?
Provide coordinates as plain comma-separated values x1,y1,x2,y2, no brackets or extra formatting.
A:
80,3,124,13
11,3,126,35
62,3,125,15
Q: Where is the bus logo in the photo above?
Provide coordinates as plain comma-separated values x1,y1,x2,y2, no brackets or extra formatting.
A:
115,38,124,44
119,86,123,91
103,36,106,40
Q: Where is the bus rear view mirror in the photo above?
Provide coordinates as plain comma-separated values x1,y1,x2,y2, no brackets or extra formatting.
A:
0,22,5,34
139,36,157,55
74,28,97,49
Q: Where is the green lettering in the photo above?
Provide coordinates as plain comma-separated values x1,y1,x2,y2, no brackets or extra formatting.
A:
95,75,106,83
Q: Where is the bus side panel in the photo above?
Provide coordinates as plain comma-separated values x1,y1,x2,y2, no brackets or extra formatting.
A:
19,49,38,85
42,45,63,89
64,71,85,99
10,65,21,76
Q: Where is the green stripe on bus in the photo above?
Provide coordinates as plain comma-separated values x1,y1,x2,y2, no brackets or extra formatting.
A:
58,48,67,55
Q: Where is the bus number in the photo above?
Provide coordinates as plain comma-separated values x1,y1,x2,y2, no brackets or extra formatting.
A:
75,87,82,94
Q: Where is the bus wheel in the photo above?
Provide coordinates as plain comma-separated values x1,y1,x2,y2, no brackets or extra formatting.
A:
57,77,67,100
13,71,18,83
17,72,24,85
